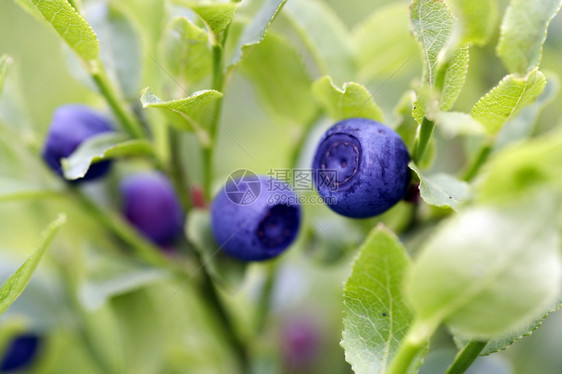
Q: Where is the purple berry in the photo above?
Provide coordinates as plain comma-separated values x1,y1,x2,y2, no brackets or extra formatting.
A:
120,172,184,246
0,334,41,372
312,118,410,218
281,317,320,369
211,175,301,261
42,104,114,182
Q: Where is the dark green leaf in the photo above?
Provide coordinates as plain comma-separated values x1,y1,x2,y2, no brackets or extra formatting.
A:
342,226,423,374
497,0,562,74
0,215,66,316
312,76,383,122
240,33,316,125
62,133,154,180
285,0,354,84
186,210,247,289
229,0,287,67
409,163,471,211
161,17,212,85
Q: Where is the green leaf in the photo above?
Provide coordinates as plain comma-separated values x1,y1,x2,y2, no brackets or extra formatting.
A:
312,76,384,122
0,178,62,202
0,55,12,99
437,46,469,111
240,33,316,125
178,1,239,38
228,0,287,67
61,133,154,180
449,0,499,46
140,87,222,143
497,0,562,74
353,3,419,82
161,17,212,85
455,301,562,356
342,226,423,374
472,68,546,135
477,130,562,202
409,163,471,211
285,0,354,84
87,3,142,100
496,72,560,149
406,194,561,339
409,0,456,87
186,210,247,289
23,0,100,61
0,215,66,316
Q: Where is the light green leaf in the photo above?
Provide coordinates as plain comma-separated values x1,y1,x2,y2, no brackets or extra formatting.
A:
455,301,561,356
312,76,384,122
477,130,562,202
178,1,239,38
406,194,561,339
186,210,247,289
0,215,66,316
61,133,154,180
437,46,469,111
0,55,12,99
228,0,287,67
240,33,316,125
497,0,562,74
434,112,486,138
409,0,456,87
285,0,354,84
140,88,222,143
353,3,419,82
342,226,423,374
22,0,100,61
496,72,560,149
409,163,471,211
394,91,419,151
161,17,212,85
449,0,499,46
472,68,546,135
87,3,142,100
0,178,62,202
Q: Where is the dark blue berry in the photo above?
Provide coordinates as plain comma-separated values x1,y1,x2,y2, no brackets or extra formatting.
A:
42,105,114,182
211,175,301,261
120,172,184,246
312,118,410,218
0,334,41,372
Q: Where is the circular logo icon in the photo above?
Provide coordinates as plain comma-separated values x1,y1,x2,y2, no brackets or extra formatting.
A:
225,169,261,205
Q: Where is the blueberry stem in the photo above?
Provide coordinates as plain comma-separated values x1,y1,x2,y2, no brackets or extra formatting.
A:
255,261,279,334
289,110,323,168
462,140,493,182
444,340,488,374
90,64,146,139
412,117,435,164
387,319,437,374
169,130,192,211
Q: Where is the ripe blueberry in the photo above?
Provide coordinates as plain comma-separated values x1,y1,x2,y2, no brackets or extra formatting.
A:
312,118,410,218
0,334,41,372
42,105,114,181
211,175,301,261
120,172,184,246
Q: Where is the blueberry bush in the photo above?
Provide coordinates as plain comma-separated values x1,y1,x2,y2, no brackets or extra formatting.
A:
0,0,562,373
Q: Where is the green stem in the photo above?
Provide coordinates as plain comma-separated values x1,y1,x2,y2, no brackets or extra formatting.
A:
289,110,323,168
70,187,170,268
255,262,278,334
169,130,192,211
387,320,437,374
412,117,435,164
90,66,146,139
444,340,488,374
462,141,493,182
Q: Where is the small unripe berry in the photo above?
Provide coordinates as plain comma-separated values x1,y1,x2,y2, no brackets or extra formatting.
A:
42,105,114,182
312,118,410,218
211,175,301,261
120,172,184,246
0,334,41,372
